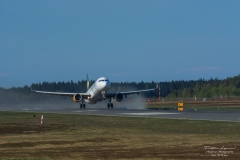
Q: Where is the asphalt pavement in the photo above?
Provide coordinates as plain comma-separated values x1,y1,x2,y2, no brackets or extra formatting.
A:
1,105,240,122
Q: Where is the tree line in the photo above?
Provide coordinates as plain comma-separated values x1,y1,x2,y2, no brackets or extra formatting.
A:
1,75,240,104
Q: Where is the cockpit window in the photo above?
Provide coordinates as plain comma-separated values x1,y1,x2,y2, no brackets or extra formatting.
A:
98,79,109,82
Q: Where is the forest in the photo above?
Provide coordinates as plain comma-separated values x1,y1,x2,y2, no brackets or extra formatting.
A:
1,75,240,104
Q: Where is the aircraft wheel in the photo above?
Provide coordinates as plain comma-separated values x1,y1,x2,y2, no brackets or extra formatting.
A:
83,104,86,109
111,103,113,108
107,103,110,108
80,104,82,109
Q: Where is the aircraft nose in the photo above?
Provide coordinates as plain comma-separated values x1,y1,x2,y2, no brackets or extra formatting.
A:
99,81,110,90
98,81,105,88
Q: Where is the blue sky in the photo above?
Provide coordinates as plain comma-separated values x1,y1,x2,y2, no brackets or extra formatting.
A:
0,1,240,88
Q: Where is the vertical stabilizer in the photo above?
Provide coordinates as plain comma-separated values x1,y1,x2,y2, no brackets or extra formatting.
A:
87,74,90,90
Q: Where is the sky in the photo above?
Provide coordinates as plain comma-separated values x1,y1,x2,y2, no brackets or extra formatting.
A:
0,1,240,88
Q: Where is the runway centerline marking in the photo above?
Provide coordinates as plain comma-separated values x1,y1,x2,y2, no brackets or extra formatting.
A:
120,112,181,116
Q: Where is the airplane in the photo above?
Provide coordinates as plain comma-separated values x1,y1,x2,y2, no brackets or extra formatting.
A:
31,77,158,109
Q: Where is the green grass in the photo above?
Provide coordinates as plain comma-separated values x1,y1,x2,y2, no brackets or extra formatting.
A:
0,111,240,159
1,111,239,134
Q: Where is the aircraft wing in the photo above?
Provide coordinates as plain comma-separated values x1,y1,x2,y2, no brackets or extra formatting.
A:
31,89,91,98
105,88,157,98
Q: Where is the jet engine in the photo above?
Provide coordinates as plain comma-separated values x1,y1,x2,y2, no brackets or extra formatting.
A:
72,94,82,102
115,93,124,102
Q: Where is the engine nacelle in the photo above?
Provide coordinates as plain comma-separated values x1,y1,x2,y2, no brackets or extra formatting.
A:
115,93,124,102
72,94,82,102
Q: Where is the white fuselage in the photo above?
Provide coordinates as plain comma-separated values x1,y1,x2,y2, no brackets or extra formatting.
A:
84,77,110,104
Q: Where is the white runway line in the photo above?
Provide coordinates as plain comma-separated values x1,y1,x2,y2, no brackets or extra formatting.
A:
72,110,99,113
33,108,42,110
72,110,84,112
21,109,31,111
120,112,181,116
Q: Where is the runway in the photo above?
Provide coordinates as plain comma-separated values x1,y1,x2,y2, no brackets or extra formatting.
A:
1,106,240,122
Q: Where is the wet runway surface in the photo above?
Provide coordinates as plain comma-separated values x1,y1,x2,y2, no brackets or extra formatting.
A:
1,106,240,122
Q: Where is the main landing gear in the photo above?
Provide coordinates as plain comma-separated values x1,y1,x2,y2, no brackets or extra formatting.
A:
80,99,85,109
107,98,113,108
108,103,113,108
80,104,85,109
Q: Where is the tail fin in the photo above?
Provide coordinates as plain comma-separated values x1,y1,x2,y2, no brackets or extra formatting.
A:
87,74,90,90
